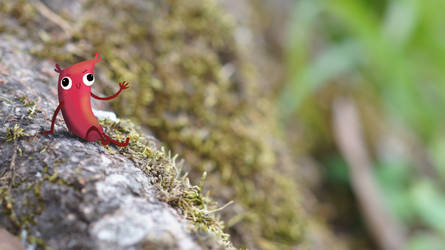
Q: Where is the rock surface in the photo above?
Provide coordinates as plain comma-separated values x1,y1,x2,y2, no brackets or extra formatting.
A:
0,36,226,250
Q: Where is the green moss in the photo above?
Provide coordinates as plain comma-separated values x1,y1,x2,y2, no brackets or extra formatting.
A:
5,124,30,142
18,96,27,103
100,118,232,248
17,95,40,120
0,96,13,104
27,235,51,250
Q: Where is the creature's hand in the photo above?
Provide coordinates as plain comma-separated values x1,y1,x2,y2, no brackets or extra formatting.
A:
119,81,130,90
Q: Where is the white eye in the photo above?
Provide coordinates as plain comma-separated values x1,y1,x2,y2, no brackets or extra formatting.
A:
83,73,95,86
60,77,72,90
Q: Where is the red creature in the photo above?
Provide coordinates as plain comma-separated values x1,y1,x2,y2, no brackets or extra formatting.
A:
42,53,130,147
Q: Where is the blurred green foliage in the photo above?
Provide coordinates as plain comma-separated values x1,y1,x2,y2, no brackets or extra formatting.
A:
283,0,445,248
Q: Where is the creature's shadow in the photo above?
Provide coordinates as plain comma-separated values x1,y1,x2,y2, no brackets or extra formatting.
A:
42,130,81,141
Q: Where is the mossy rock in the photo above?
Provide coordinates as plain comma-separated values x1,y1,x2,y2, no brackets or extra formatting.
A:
0,0,347,249
0,35,232,249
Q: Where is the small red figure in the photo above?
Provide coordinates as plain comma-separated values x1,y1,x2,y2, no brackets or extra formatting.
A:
42,53,130,147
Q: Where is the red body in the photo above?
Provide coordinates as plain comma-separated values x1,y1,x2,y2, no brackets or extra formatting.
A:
43,53,130,147
58,59,102,141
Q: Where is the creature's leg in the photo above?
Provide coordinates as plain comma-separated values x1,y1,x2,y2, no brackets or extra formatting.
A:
102,133,130,147
85,126,109,145
42,101,64,135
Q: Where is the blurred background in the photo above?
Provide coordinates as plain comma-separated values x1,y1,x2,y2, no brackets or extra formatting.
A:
2,0,445,249
282,0,445,250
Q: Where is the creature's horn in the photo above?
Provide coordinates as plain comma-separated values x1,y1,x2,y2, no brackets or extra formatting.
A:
54,64,63,73
94,52,101,63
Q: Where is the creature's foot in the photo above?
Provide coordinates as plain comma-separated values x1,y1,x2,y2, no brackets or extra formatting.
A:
86,126,105,142
42,129,53,135
103,133,130,147
100,137,110,146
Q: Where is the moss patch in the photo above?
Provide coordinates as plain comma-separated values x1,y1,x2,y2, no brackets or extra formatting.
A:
5,124,30,142
100,118,233,248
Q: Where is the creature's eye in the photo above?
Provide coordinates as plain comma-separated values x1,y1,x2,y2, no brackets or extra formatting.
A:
60,77,72,90
83,73,95,86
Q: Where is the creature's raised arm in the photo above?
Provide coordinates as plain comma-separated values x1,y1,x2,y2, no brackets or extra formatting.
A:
42,101,64,135
91,81,129,101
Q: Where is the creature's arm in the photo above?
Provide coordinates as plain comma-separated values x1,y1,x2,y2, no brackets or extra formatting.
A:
42,101,64,135
91,81,129,101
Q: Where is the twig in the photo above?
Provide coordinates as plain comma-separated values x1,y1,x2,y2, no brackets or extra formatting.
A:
32,0,73,37
9,140,18,189
207,200,234,214
332,97,406,250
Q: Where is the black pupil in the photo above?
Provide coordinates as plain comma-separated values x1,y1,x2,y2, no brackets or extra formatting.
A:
62,78,69,87
87,74,94,81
